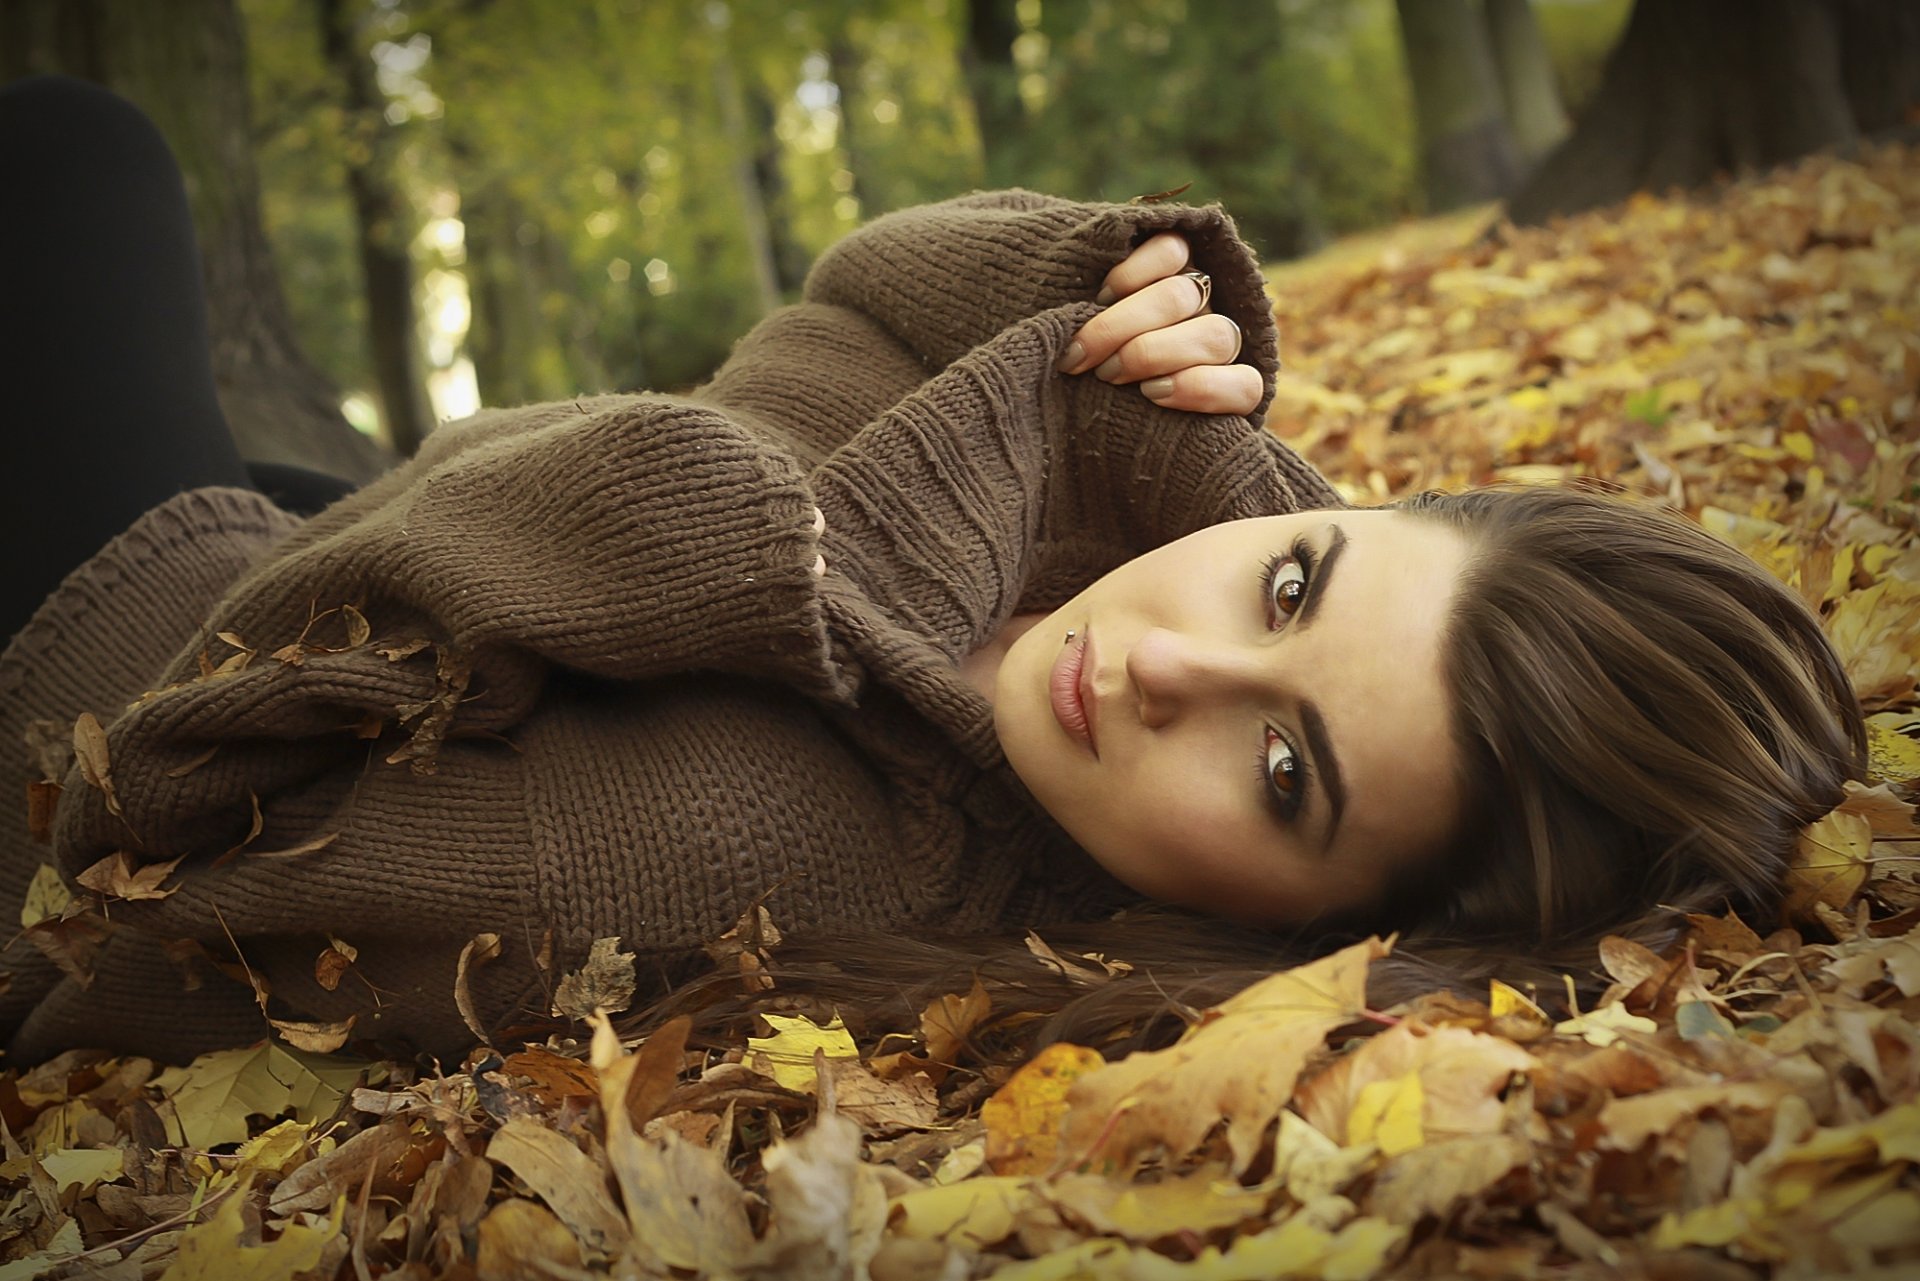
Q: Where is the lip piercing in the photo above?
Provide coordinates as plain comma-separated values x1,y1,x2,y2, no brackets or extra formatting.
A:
1064,630,1077,644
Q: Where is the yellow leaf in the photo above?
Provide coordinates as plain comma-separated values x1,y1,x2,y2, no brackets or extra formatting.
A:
1651,1197,1764,1251
1488,979,1545,1019
981,1041,1105,1177
1553,1002,1657,1048
1062,937,1386,1175
1784,807,1873,919
1866,713,1920,786
160,1174,343,1281
39,1147,123,1194
231,1121,312,1177
1045,1165,1272,1241
1271,1110,1376,1202
1782,430,1815,460
1347,1074,1424,1156
890,1176,1030,1249
20,864,70,929
746,1012,857,1092
152,1044,365,1150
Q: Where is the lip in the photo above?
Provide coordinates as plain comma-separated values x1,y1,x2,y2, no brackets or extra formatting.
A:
1049,629,1098,756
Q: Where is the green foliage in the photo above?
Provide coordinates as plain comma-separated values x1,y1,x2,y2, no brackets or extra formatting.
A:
1532,0,1632,116
239,0,1627,420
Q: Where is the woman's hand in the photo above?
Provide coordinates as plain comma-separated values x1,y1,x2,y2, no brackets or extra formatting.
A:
1056,233,1262,415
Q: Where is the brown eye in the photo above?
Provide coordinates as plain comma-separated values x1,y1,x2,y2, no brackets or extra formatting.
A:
1264,728,1302,817
1269,560,1307,619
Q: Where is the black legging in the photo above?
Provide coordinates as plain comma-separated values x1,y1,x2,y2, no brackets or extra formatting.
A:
1,75,356,642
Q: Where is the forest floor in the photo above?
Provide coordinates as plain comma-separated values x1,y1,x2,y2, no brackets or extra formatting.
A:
5,143,1920,1280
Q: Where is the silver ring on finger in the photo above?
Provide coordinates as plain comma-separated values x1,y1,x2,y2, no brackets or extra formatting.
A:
1179,269,1212,314
1222,315,1243,363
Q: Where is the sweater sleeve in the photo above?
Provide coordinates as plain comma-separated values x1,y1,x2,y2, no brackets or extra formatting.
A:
801,188,1286,424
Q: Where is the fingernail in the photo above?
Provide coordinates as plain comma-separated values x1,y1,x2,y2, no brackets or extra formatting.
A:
1094,285,1116,305
1056,340,1086,373
809,505,826,534
811,554,827,578
1141,377,1176,401
1094,354,1124,381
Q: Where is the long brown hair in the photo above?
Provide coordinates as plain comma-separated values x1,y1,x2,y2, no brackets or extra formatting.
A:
639,485,1868,1055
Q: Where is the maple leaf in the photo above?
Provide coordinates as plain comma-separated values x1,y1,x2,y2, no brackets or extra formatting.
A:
551,935,637,1021
1061,936,1385,1175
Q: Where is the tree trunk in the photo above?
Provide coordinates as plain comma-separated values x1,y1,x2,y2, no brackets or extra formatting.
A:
747,77,809,295
1509,0,1917,225
0,0,391,482
710,13,781,317
1483,0,1570,168
962,0,1023,188
318,0,433,456
1395,0,1522,211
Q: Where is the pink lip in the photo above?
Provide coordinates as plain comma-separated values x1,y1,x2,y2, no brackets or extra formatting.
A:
1050,630,1098,756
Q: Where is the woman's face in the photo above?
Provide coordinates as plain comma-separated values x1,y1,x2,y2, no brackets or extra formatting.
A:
993,511,1471,926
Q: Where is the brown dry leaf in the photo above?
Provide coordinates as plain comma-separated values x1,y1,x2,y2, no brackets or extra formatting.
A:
269,1118,414,1215
244,830,341,860
455,931,502,1044
1365,1133,1531,1226
484,1115,628,1256
1599,1079,1795,1152
1294,1023,1537,1151
621,1013,690,1132
268,1014,355,1055
919,975,991,1063
71,711,120,818
982,1042,1109,1177
500,1047,600,1109
25,778,59,843
73,851,184,902
313,935,357,992
341,603,372,647
1062,936,1386,1175
475,1197,582,1279
551,935,637,1021
1024,930,1132,984
1785,807,1874,920
822,1058,939,1135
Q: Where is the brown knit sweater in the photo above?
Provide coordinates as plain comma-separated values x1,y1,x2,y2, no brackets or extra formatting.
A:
0,191,1340,1064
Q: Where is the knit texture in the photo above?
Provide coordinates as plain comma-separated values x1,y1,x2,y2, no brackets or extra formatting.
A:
1,190,1342,1063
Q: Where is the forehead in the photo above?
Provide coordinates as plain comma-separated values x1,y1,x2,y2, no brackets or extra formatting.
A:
1312,511,1470,874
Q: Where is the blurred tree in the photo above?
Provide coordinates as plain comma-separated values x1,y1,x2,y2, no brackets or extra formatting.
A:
963,0,1023,186
1510,0,1920,224
1484,0,1568,169
318,0,432,454
0,0,391,481
1394,0,1520,210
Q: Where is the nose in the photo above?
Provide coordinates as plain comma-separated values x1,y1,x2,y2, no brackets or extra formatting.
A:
1126,628,1270,729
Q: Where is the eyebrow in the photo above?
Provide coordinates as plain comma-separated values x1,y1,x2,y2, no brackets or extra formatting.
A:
1300,699,1348,853
1292,524,1348,632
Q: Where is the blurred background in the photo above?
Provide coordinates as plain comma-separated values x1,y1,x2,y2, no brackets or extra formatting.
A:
2,0,1912,482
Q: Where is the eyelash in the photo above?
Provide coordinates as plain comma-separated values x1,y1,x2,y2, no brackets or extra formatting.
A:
1255,537,1317,820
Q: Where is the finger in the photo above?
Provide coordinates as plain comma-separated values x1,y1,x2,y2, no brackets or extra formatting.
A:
811,554,827,578
1095,232,1191,305
1137,364,1264,416
809,505,826,535
1091,314,1244,385
1060,272,1212,374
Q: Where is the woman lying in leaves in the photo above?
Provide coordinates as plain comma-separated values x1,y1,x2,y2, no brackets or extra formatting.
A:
0,76,1866,1066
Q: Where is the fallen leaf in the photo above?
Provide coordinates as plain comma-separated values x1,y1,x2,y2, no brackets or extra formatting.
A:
268,1015,355,1055
747,1012,858,1092
1062,936,1386,1175
919,975,991,1063
74,851,184,902
455,932,502,1043
313,935,357,992
485,1115,628,1255
1785,807,1874,919
19,864,71,928
153,1044,365,1149
982,1041,1107,1176
71,712,121,818
475,1197,582,1279
163,1173,342,1281
551,935,638,1021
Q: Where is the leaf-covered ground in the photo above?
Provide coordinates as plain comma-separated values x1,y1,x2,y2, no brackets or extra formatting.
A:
6,144,1920,1280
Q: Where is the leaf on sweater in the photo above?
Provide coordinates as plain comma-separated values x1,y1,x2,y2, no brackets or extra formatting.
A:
551,936,637,1021
386,645,473,776
23,718,70,781
703,903,783,994
24,780,59,843
70,712,120,819
268,1015,355,1055
341,603,372,648
375,637,431,663
313,935,357,992
74,851,184,903
455,932,502,1043
19,864,70,929
1061,936,1386,1176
